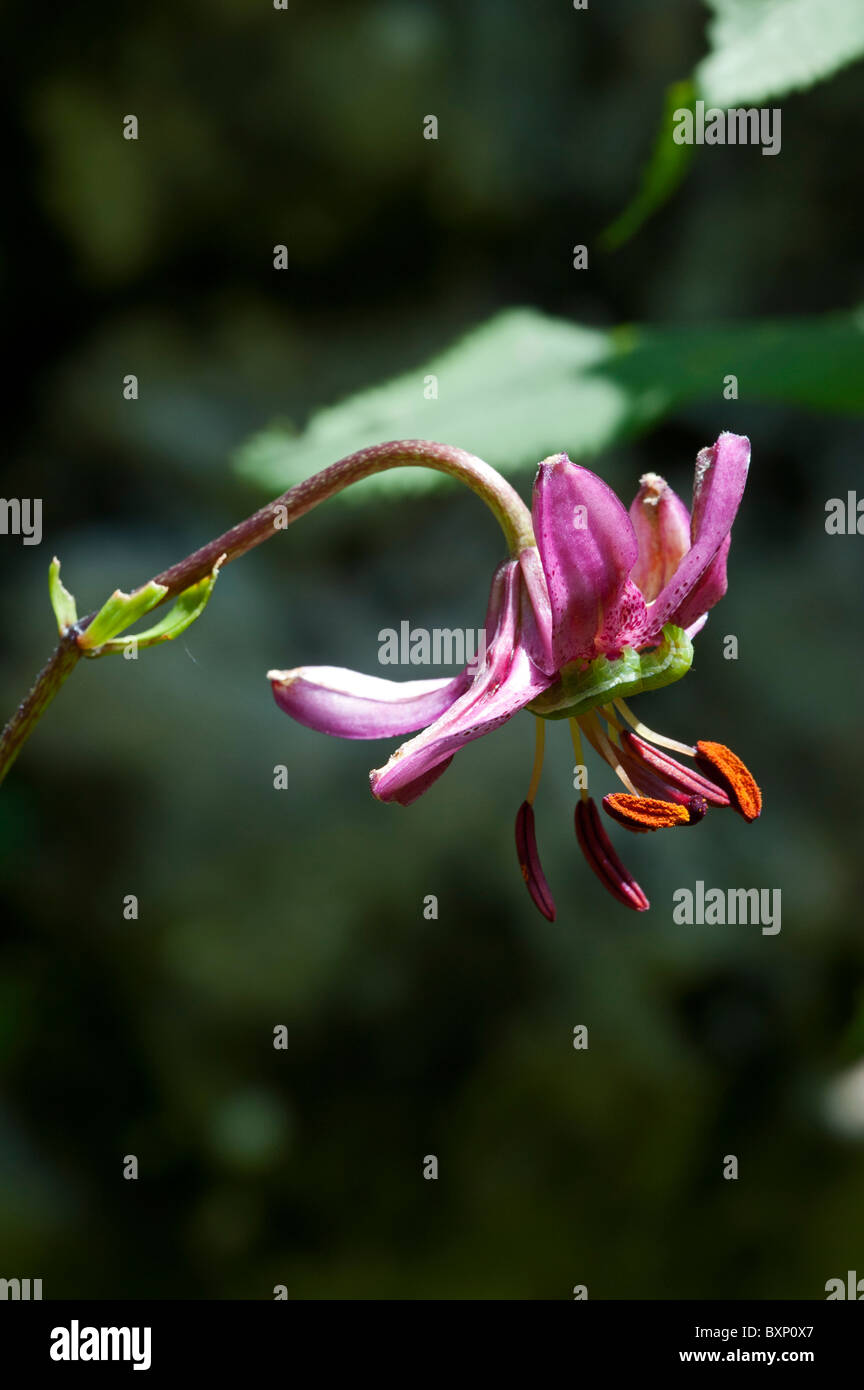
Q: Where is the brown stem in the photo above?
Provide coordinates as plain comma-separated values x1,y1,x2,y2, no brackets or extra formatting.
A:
0,439,536,784
151,438,534,599
0,632,82,783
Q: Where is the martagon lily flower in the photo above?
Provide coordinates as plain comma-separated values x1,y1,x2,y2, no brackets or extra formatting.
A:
269,431,760,920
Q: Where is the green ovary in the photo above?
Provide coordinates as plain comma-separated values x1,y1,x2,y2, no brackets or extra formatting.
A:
527,623,693,721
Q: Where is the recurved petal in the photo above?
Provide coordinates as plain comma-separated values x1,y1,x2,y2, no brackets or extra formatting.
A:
375,755,454,807
268,666,474,739
532,453,640,665
629,473,691,602
270,541,511,745
647,433,750,635
371,561,552,803
670,535,729,634
518,545,556,675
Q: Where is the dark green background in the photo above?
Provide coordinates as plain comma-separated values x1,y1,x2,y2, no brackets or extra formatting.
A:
1,0,863,1298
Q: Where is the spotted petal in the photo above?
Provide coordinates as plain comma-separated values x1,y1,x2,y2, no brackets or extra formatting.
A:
532,453,646,663
647,433,750,636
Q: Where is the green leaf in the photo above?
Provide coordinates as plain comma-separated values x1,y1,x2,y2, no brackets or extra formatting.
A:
78,580,168,653
600,80,696,252
94,557,225,654
234,306,864,499
236,310,613,500
697,0,864,108
606,1,864,246
48,557,78,635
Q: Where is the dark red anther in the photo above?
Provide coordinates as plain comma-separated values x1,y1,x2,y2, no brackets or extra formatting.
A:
574,798,649,911
515,800,556,921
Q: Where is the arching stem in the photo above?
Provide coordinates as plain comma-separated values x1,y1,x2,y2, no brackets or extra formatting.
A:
0,440,536,784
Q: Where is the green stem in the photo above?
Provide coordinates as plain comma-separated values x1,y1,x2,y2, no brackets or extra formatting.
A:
0,439,536,784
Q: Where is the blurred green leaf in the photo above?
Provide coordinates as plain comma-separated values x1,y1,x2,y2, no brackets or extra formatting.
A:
607,0,864,247
601,80,696,251
697,0,864,107
235,306,864,499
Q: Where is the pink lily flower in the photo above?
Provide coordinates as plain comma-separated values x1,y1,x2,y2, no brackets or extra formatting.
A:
269,432,760,920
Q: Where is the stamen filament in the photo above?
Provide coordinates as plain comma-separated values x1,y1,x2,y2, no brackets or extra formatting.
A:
581,712,640,796
526,716,546,806
612,698,695,757
601,703,624,733
568,718,589,803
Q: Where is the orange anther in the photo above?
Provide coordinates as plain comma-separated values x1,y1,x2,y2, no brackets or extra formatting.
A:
602,793,691,832
694,741,762,821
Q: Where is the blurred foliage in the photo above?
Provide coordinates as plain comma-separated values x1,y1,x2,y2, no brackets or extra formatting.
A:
697,0,864,106
238,305,864,502
601,78,697,251
2,0,864,1302
608,0,864,247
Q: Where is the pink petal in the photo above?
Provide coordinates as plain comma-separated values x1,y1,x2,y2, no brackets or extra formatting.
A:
518,545,556,675
671,535,730,634
269,545,513,744
532,453,645,665
629,473,691,602
647,433,750,635
381,756,454,807
371,561,552,803
269,666,473,739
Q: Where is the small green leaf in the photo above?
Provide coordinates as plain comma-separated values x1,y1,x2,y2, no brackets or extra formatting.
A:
94,556,225,654
78,580,168,653
48,557,78,635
